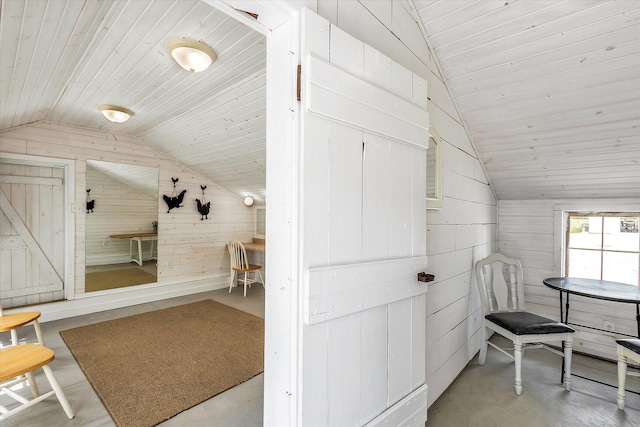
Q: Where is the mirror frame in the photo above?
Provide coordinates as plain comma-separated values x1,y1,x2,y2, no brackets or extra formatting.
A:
427,125,443,210
84,160,159,292
255,206,266,238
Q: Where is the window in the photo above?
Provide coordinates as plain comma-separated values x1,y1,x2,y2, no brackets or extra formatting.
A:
565,212,640,285
426,125,442,210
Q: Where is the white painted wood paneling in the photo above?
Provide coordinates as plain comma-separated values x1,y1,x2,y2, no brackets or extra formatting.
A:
0,122,254,298
305,257,429,324
299,9,429,425
306,55,429,149
303,0,499,410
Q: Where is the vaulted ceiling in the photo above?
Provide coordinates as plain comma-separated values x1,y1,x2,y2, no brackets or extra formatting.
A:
414,0,640,200
1,0,639,202
0,0,266,201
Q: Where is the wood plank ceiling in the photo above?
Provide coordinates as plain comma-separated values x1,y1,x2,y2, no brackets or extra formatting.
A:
1,0,639,202
0,0,266,202
414,0,640,199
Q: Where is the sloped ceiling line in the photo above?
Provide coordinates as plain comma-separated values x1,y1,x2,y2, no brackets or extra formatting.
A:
413,0,640,200
408,0,497,200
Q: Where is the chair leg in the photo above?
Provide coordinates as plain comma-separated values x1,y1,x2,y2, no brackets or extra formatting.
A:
229,271,236,293
258,269,265,288
243,273,248,297
478,328,488,365
563,336,573,391
618,350,627,410
42,365,74,419
33,320,45,346
514,342,523,395
25,372,40,398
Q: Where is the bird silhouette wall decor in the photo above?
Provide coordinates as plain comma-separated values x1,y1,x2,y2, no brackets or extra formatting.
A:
163,177,186,213
86,189,95,213
196,185,211,220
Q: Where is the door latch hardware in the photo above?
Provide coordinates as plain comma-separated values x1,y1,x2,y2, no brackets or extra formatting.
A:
417,272,434,282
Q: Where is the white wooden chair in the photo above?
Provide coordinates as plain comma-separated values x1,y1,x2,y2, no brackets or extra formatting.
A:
227,239,264,297
0,304,47,402
475,253,575,395
616,339,640,410
0,344,74,421
0,305,45,346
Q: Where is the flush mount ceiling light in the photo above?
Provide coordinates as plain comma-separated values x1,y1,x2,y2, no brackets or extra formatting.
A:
244,196,254,206
166,38,217,72
98,105,133,123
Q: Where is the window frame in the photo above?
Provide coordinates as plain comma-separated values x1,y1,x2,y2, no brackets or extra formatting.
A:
426,125,443,210
564,211,640,285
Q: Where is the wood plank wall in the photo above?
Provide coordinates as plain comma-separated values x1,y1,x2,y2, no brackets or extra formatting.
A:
0,0,500,410
313,0,498,406
0,121,255,296
498,199,640,360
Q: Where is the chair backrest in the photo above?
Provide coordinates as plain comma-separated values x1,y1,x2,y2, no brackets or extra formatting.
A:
227,240,249,270
475,253,525,313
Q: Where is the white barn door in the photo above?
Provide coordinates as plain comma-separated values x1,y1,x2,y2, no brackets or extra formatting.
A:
299,10,429,426
0,160,66,308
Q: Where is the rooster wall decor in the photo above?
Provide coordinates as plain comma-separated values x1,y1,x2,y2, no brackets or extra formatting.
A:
163,177,187,213
196,185,211,220
86,189,95,213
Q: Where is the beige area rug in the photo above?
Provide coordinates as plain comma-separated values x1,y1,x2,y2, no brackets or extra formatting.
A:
60,300,264,427
85,268,157,292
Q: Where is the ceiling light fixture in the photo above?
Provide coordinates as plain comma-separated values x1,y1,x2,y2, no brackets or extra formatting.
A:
166,38,217,72
244,196,254,206
98,105,133,123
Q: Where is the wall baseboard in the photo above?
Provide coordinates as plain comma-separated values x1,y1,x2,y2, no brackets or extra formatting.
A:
7,275,229,323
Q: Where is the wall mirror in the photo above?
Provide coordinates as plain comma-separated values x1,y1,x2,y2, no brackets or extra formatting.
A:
426,125,443,210
85,160,159,292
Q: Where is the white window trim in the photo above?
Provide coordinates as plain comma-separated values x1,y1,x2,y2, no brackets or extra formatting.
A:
553,200,640,276
426,125,443,210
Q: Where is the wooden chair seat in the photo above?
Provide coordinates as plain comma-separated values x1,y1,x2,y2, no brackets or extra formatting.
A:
0,311,41,332
0,311,44,346
233,264,262,273
0,345,54,382
616,338,640,410
0,344,74,420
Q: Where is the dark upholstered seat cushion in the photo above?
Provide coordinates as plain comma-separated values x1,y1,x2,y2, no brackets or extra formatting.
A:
617,339,640,354
486,311,575,336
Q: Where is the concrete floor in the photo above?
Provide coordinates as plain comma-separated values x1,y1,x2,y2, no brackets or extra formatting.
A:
2,287,640,427
427,335,640,427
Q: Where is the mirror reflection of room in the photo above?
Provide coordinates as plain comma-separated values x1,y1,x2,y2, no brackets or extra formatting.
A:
85,160,159,292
